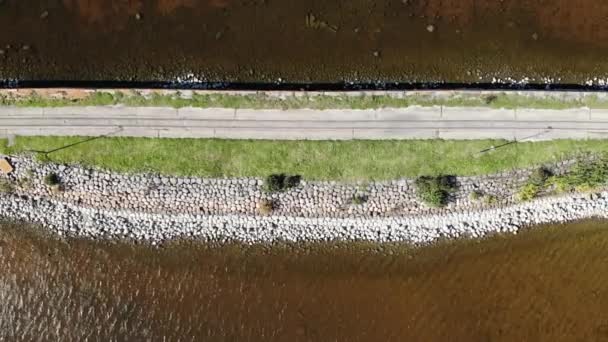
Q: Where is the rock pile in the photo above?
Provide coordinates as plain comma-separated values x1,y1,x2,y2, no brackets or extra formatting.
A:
0,188,606,245
4,156,577,219
0,155,602,245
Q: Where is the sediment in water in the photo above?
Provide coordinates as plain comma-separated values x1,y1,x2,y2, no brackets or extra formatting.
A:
1,219,607,341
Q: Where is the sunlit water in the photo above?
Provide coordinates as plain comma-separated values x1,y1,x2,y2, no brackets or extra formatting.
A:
1,220,608,341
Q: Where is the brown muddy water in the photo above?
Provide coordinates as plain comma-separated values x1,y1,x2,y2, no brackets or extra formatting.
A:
2,220,608,341
1,0,608,84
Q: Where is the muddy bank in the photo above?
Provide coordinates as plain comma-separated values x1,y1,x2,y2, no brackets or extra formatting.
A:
1,219,608,341
1,0,608,85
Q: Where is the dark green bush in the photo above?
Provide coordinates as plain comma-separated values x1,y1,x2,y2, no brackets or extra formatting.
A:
545,156,608,193
414,175,457,207
285,175,302,189
529,167,552,186
264,173,301,192
264,174,285,192
44,173,61,186
562,157,608,191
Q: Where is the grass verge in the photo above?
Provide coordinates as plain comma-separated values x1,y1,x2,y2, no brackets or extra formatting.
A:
4,91,608,109
3,137,608,181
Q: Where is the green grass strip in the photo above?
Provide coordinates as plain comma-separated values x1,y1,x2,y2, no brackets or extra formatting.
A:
2,137,608,181
3,91,608,110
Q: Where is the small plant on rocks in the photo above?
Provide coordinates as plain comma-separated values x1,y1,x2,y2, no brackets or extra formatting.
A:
0,178,13,193
469,190,483,201
549,156,608,193
414,175,457,207
257,199,275,215
264,173,301,192
517,166,553,201
351,194,368,205
483,194,498,205
529,166,552,186
517,183,540,202
285,175,302,189
44,173,61,186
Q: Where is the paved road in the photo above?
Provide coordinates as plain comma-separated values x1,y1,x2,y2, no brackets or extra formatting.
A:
2,106,608,140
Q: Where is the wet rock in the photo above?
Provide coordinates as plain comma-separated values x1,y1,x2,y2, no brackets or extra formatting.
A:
426,24,435,33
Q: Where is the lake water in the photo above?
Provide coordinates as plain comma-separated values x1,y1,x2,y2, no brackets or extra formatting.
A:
1,220,608,341
1,0,608,84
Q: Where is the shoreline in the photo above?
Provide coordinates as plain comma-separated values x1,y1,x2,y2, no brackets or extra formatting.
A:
0,155,605,245
4,88,608,108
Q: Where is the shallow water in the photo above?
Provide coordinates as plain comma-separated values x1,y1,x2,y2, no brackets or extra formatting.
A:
1,220,608,341
1,0,608,84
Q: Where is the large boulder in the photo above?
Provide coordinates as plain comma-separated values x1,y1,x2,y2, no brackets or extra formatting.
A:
0,158,13,174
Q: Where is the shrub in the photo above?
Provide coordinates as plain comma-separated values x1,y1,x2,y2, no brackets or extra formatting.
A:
285,175,302,189
517,183,540,201
560,156,608,191
414,175,457,207
44,173,61,186
544,156,608,193
547,176,570,193
517,166,553,201
257,199,275,215
351,194,368,205
469,190,483,201
483,194,498,205
529,167,552,186
264,173,301,192
0,179,13,193
264,174,286,192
